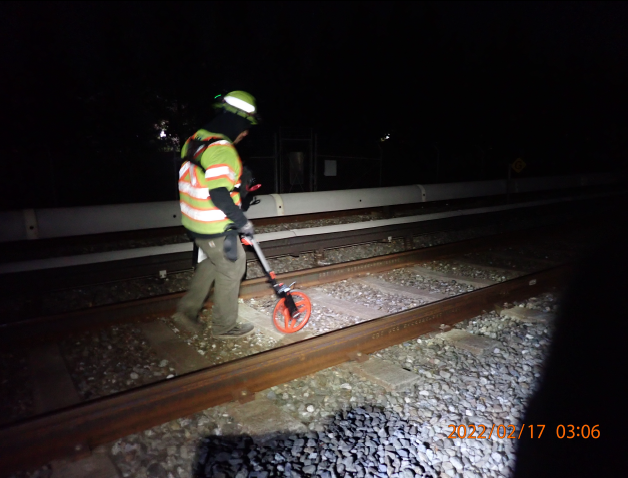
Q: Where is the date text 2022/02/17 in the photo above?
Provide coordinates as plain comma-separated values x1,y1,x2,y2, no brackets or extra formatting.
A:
447,424,600,439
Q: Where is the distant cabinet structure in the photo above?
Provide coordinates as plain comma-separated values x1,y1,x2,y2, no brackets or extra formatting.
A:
279,128,317,193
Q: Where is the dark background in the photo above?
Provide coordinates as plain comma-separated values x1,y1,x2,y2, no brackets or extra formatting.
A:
1,1,627,208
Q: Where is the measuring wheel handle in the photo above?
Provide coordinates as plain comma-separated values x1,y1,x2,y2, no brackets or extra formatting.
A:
272,289,312,334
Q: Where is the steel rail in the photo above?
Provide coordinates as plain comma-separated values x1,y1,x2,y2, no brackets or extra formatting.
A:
0,221,573,344
0,198,591,295
0,264,571,475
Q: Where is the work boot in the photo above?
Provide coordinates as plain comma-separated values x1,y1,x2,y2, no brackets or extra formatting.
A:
213,322,254,339
171,312,204,335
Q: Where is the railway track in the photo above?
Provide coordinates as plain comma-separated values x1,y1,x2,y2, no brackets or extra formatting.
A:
0,218,585,341
0,219,593,476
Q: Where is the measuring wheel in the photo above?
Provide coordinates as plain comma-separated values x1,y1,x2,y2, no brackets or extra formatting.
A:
272,290,312,333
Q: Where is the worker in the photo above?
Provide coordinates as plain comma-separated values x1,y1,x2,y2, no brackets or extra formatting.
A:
172,91,258,339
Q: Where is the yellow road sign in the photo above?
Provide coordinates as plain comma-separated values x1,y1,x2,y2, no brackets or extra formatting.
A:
512,158,526,174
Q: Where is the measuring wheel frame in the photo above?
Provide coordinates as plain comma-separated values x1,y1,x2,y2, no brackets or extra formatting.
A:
242,235,313,333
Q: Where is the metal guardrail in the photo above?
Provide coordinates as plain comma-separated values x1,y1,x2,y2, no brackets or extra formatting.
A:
0,196,595,296
0,173,618,242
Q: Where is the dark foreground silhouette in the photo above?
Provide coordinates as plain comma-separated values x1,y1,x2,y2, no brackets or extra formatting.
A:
514,197,627,477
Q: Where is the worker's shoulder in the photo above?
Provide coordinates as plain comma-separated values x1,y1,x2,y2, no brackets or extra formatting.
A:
196,130,239,166
181,130,229,155
194,129,233,147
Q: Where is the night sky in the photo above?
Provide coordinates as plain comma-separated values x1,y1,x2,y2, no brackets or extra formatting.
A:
1,1,627,208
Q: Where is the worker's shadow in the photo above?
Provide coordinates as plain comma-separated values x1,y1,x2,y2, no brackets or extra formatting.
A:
190,405,433,478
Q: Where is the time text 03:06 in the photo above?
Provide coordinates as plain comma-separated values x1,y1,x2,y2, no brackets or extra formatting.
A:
447,424,600,439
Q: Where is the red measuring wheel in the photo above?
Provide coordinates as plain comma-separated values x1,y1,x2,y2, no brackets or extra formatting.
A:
272,290,312,333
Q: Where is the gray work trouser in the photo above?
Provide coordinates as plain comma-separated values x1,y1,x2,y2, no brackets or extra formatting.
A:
176,235,246,334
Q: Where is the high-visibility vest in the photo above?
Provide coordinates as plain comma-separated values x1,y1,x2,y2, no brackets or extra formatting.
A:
178,129,242,235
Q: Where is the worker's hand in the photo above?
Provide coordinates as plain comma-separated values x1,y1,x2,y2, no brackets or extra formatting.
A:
238,220,255,237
